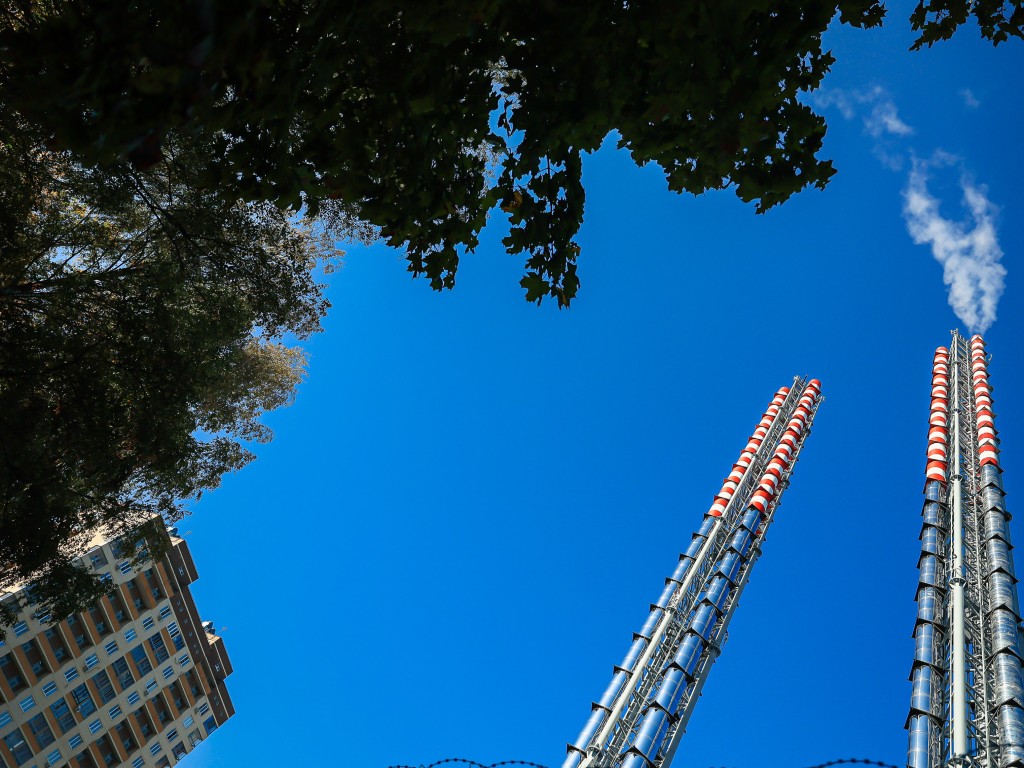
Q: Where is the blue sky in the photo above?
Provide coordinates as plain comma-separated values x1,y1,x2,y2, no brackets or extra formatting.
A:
179,14,1024,768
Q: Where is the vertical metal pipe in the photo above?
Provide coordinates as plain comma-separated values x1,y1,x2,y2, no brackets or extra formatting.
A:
563,516,718,766
659,389,821,767
971,337,1024,768
580,516,724,761
618,507,762,768
950,338,969,757
908,346,950,768
572,387,795,768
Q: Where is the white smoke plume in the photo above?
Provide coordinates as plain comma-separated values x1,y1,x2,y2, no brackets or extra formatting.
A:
813,86,914,137
903,155,1006,334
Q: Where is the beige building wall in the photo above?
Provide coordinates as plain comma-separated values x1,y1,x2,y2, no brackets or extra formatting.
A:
0,532,233,768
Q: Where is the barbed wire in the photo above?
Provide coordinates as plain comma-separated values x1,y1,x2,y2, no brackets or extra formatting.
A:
386,757,900,768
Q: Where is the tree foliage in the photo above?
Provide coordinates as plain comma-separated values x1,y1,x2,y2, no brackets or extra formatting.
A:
0,124,339,622
1,0,895,308
0,0,1018,621
911,0,1024,48
3,2,1018,307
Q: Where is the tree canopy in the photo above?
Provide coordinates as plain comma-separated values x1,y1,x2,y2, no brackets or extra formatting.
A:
0,125,340,622
1,0,1021,623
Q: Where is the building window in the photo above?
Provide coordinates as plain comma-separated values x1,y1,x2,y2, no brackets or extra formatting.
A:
145,679,158,693
105,640,119,655
131,645,153,675
69,733,83,748
1,597,18,618
41,681,58,697
85,653,99,669
113,656,136,689
162,666,173,680
150,742,162,756
159,606,171,620
142,617,155,631
3,728,33,766
127,691,141,705
45,747,63,767
45,627,68,663
89,550,109,568
50,699,76,734
165,729,178,741
196,703,209,716
71,683,96,717
65,667,80,683
12,622,28,637
19,695,35,713
183,716,193,728
109,704,122,719
167,622,185,651
0,711,10,728
89,719,102,734
28,712,56,748
99,572,113,584
149,634,170,664
178,653,190,667
0,653,25,691
94,670,117,704
120,562,133,575
125,629,137,642
133,758,145,768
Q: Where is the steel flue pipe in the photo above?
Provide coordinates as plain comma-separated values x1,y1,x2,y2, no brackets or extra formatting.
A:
562,515,717,765
971,337,1024,768
565,385,796,768
949,339,970,758
655,385,823,768
618,508,761,768
620,381,820,768
907,347,950,768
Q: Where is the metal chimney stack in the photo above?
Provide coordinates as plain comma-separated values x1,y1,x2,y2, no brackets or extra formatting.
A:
907,331,1024,768
563,377,823,768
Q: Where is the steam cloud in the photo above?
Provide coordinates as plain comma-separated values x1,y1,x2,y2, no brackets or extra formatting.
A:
813,86,913,137
903,156,1006,334
816,86,1006,333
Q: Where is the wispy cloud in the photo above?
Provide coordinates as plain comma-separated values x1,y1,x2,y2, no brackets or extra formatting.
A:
864,98,913,137
814,86,914,137
903,154,1005,333
816,84,1006,332
960,88,980,108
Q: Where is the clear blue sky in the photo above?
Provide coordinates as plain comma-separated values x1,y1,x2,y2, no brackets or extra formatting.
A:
179,15,1024,768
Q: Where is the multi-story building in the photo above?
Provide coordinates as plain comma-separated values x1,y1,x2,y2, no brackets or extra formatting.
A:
0,529,233,768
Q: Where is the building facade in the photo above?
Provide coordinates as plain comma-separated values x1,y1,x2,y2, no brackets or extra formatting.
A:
0,530,233,768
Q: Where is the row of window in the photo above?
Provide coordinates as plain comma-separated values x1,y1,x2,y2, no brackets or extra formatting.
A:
3,566,173,644
0,603,177,702
1,699,210,766
2,691,210,767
